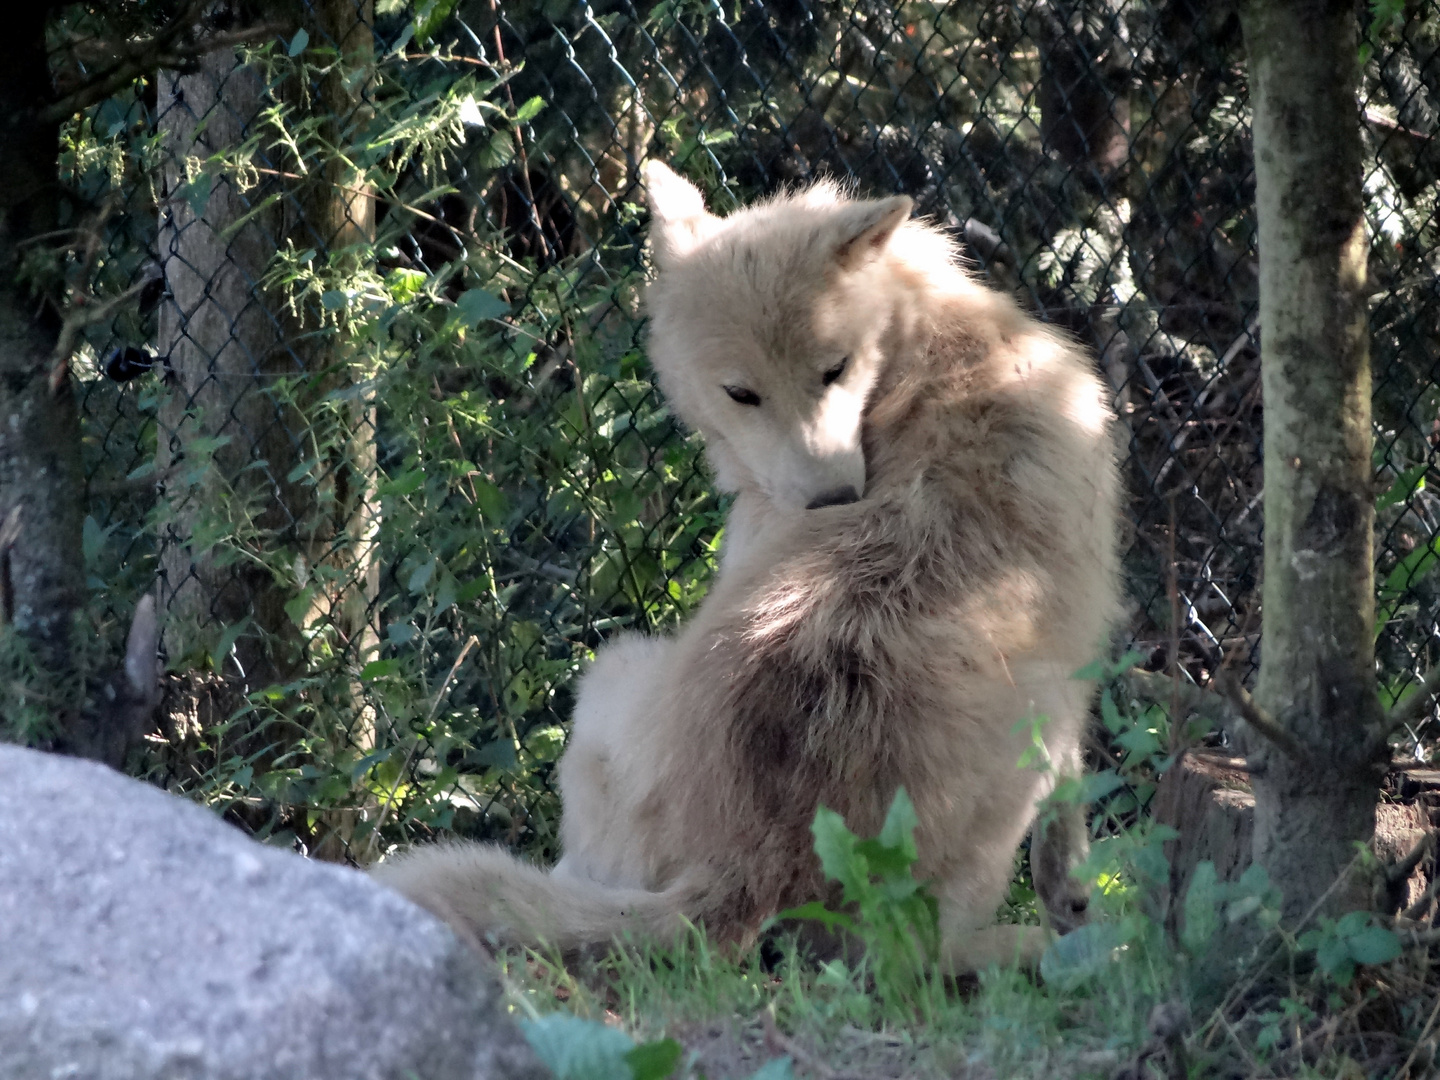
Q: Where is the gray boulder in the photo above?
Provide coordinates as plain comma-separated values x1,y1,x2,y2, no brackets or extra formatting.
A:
0,745,547,1080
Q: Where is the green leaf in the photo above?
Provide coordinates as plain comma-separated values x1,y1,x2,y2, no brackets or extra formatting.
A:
1314,934,1356,985
407,557,436,593
379,468,426,497
82,515,108,568
774,900,853,932
472,739,518,771
434,570,458,614
1080,770,1127,803
175,172,213,218
211,618,250,668
1377,464,1427,510
455,288,508,327
361,658,402,681
412,0,460,44
1376,533,1440,633
1346,923,1402,966
513,95,546,125
519,1014,635,1080
1115,723,1161,758
473,479,510,523
625,1038,683,1080
810,804,861,894
876,786,920,859
1099,689,1126,733
385,267,427,302
387,23,415,58
284,587,316,628
1039,920,1129,989
287,28,309,56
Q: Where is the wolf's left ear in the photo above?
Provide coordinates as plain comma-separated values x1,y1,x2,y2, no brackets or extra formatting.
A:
831,195,913,270
643,160,716,269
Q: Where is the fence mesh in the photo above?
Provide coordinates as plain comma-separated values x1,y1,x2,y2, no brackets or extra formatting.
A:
54,0,1440,861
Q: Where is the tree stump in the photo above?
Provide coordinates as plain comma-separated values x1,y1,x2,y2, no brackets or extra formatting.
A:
1154,750,1436,915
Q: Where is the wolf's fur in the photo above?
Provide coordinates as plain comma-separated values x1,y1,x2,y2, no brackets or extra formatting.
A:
373,163,1122,970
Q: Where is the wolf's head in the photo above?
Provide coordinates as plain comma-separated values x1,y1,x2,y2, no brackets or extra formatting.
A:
642,161,914,511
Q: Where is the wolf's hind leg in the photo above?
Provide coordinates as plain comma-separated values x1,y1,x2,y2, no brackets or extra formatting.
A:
554,634,676,886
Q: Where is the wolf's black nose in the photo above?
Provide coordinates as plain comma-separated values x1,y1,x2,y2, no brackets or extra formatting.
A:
807,486,860,510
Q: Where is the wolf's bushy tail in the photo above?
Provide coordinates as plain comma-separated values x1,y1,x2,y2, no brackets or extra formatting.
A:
371,842,700,953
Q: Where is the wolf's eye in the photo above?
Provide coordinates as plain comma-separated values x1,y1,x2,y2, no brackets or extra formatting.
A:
822,357,848,386
724,385,762,407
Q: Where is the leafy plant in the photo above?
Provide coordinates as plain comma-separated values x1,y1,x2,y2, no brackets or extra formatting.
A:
1297,910,1403,986
779,788,942,1018
519,1012,791,1080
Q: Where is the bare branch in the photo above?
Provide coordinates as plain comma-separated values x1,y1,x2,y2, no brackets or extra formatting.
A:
1403,872,1440,922
47,279,152,394
41,12,284,125
1398,926,1440,950
1387,830,1434,886
1124,667,1310,766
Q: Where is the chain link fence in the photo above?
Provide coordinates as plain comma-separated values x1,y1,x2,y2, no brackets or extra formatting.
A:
62,0,1440,862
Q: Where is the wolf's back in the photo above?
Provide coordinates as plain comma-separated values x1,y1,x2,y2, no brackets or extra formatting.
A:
371,842,697,952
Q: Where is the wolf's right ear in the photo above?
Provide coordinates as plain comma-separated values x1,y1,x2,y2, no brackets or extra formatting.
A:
831,195,913,271
643,160,716,269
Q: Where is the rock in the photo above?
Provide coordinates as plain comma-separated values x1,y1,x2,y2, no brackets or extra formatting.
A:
0,745,546,1080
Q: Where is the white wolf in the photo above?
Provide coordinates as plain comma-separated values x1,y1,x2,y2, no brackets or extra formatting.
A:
372,162,1122,970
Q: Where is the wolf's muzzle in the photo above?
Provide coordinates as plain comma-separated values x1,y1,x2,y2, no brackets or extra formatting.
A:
806,486,860,510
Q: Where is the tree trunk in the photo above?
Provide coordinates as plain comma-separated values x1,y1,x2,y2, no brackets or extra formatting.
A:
0,9,86,741
156,1,378,858
1241,0,1383,921
156,45,305,690
157,1,377,696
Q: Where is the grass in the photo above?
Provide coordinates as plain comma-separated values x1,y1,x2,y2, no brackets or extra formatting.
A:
484,806,1440,1080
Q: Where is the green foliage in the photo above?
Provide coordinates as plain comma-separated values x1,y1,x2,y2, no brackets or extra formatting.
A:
780,789,942,1019
519,1012,789,1080
1361,0,1409,62
1376,533,1440,636
1297,911,1403,986
46,6,730,855
1178,861,1282,956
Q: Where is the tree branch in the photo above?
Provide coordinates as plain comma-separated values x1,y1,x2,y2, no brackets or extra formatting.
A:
1216,673,1313,765
1402,871,1440,922
41,12,284,125
46,278,152,393
1388,830,1434,886
1124,667,1312,766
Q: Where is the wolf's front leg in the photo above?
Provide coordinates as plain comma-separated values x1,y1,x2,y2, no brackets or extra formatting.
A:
1028,739,1092,935
934,831,1052,973
1031,795,1092,935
